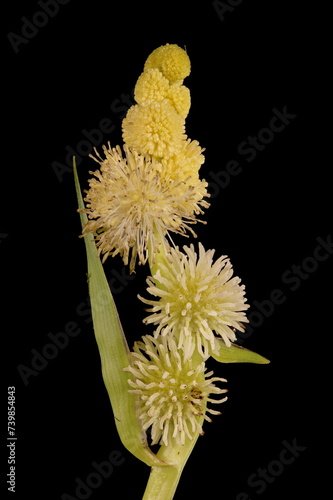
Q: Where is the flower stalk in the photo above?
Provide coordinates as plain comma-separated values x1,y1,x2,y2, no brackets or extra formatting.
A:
142,419,204,500
140,346,209,500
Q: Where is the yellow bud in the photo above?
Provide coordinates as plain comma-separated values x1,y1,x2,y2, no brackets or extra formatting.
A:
144,43,191,83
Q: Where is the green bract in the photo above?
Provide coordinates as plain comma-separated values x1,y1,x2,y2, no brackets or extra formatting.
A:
212,340,270,364
74,159,167,467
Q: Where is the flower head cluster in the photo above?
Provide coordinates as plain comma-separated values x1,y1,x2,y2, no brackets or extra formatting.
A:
125,240,249,444
79,44,251,450
122,44,201,183
125,335,227,446
140,243,249,358
81,44,209,271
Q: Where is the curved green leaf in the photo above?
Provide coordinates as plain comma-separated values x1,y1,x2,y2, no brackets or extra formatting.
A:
211,340,270,364
73,158,167,467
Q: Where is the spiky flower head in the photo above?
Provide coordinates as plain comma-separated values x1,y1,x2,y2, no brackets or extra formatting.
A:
140,243,249,357
144,43,191,83
125,335,227,446
80,144,209,272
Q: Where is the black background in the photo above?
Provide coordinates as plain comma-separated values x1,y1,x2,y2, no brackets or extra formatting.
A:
3,1,330,499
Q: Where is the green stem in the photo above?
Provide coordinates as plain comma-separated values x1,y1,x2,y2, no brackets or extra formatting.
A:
148,225,169,279
142,350,205,500
144,226,209,499
142,416,204,500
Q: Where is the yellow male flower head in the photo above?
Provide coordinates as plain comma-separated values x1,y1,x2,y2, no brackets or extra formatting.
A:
80,144,209,272
167,82,191,118
134,69,191,119
125,335,227,446
144,43,191,83
140,243,249,358
162,138,205,185
134,68,170,105
122,100,186,158
160,138,209,213
82,43,210,272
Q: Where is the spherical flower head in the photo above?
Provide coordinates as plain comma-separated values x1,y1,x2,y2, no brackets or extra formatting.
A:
80,144,209,272
144,43,191,83
140,243,249,357
167,82,191,118
134,68,170,105
124,335,227,446
122,100,186,158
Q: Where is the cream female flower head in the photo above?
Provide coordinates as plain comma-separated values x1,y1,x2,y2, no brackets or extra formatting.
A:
125,335,227,446
140,243,249,357
80,144,209,272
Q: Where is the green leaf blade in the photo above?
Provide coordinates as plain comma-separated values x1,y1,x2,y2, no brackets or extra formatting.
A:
73,159,167,467
212,340,270,364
